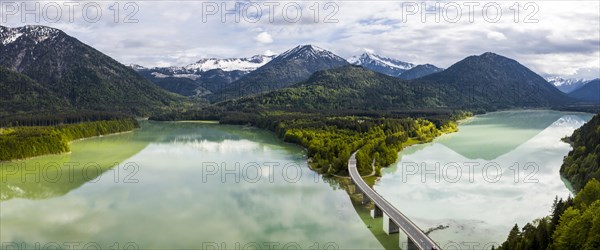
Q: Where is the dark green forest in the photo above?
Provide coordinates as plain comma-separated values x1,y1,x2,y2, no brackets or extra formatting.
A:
561,114,600,191
0,67,70,115
495,179,600,250
0,118,139,161
495,113,600,250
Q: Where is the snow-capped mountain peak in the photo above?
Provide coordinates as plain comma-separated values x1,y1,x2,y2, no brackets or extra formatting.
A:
276,44,340,61
0,25,61,45
349,52,414,70
546,77,585,86
348,51,415,77
546,77,589,93
184,54,275,72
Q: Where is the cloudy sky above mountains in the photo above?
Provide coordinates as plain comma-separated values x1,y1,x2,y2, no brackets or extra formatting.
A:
1,0,599,79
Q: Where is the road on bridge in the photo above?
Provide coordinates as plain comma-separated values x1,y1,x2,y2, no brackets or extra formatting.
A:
348,152,441,250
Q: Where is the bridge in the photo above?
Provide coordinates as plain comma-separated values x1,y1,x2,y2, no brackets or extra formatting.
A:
348,152,441,250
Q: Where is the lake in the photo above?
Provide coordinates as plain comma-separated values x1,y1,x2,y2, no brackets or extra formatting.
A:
0,110,592,250
0,122,381,249
374,110,593,249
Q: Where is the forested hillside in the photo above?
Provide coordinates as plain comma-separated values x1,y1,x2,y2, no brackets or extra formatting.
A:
561,113,600,191
568,79,600,103
219,66,442,111
414,52,570,110
220,53,574,114
0,25,186,115
0,67,69,115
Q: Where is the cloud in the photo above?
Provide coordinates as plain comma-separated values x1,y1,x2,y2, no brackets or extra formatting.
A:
486,31,507,41
2,1,597,77
255,32,273,44
263,50,277,56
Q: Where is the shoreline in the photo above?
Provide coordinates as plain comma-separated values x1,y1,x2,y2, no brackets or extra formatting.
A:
70,129,135,143
174,120,219,124
0,126,138,163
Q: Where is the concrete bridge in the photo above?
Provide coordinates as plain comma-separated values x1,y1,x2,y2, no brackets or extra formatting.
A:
348,152,441,250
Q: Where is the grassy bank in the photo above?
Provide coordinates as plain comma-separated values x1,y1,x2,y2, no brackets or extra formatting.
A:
0,118,139,161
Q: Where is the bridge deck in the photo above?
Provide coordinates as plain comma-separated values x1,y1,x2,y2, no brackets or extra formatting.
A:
348,152,441,250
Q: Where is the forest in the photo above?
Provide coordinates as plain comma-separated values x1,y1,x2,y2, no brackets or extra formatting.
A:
560,113,600,191
213,110,470,176
495,113,600,250
495,179,600,250
0,118,139,161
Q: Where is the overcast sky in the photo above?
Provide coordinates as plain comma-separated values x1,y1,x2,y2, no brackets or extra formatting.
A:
1,1,599,79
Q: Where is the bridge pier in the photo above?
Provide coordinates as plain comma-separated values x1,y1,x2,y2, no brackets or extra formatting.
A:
383,213,399,235
399,228,409,250
355,187,371,204
361,192,371,204
371,204,383,218
407,238,419,250
398,229,419,250
348,151,440,250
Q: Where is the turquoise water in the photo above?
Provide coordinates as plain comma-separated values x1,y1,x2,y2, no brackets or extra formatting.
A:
1,122,381,249
375,110,593,249
1,111,593,250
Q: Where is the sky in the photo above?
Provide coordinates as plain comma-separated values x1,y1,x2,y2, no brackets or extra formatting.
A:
1,0,599,79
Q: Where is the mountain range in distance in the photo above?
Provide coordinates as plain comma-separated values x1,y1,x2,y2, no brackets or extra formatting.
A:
568,79,600,102
544,77,600,103
211,45,350,101
222,52,581,112
398,64,444,80
1,25,599,118
134,47,445,98
546,77,597,93
137,47,596,100
348,52,414,76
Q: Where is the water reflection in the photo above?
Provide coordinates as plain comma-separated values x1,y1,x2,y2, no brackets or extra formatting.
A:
376,111,593,248
436,110,574,160
0,124,156,201
1,122,383,249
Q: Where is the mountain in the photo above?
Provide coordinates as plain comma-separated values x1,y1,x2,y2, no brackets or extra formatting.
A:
415,52,571,109
223,52,574,112
219,65,438,111
348,52,414,77
212,45,349,101
0,25,183,115
184,55,275,72
0,67,70,115
546,77,589,93
398,64,443,80
131,54,274,97
133,66,247,97
568,79,600,103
